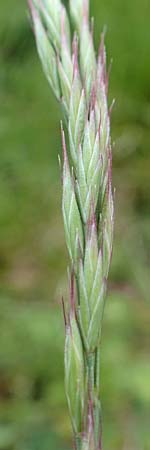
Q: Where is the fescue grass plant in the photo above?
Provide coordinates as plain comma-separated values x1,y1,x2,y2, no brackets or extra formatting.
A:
28,1,114,448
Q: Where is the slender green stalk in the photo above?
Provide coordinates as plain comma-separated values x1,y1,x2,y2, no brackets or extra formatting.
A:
28,1,114,448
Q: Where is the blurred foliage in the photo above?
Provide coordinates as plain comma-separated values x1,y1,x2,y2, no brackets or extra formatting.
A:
0,0,150,449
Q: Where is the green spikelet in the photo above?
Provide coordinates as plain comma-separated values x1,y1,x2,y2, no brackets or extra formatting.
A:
30,2,60,98
68,40,86,166
61,127,84,267
65,308,85,434
69,0,89,34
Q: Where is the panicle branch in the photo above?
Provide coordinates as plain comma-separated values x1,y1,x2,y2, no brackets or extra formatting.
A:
28,1,114,448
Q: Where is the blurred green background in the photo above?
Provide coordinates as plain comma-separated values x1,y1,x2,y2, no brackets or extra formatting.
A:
0,0,150,449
